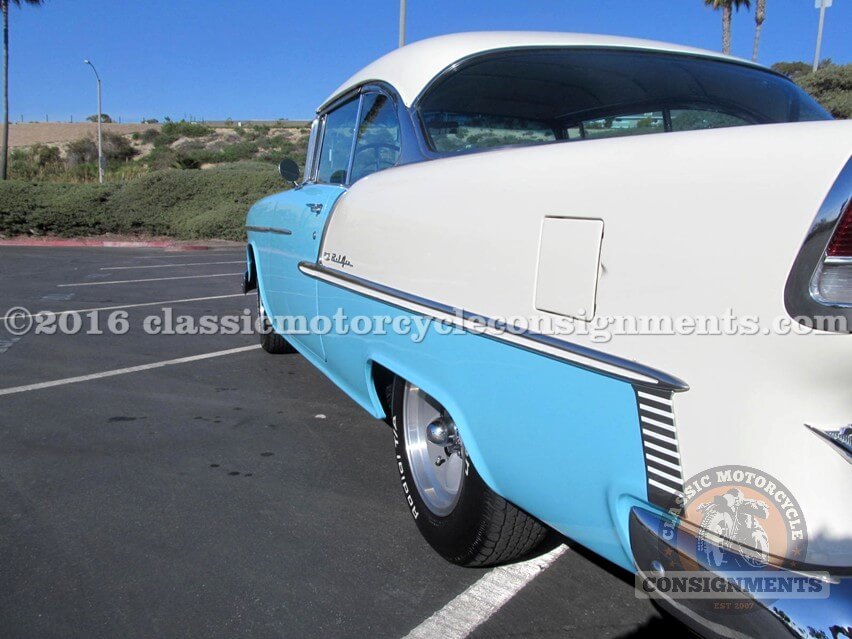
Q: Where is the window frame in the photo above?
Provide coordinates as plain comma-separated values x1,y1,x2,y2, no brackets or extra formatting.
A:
313,93,362,187
349,89,404,184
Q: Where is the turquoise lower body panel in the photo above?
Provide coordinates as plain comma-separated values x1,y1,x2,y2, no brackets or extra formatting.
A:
303,281,649,572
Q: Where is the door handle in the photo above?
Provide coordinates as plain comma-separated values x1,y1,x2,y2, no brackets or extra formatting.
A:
307,203,323,214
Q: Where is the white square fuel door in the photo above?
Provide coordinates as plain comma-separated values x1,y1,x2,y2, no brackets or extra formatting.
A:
534,217,604,321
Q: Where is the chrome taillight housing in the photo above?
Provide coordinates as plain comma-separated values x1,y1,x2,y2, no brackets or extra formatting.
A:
810,200,852,305
785,158,852,333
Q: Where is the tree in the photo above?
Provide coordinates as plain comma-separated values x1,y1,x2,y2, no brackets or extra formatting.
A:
704,0,751,55
752,0,766,61
1,0,44,180
772,60,851,119
86,113,112,123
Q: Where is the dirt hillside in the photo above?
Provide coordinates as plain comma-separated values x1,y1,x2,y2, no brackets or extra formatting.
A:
9,123,162,148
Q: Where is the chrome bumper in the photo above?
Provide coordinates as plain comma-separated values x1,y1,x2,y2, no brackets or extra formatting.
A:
629,507,851,639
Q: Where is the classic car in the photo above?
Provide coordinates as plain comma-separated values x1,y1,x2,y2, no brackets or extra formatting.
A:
244,32,851,638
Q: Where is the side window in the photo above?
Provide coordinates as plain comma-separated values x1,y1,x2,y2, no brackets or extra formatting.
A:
316,98,360,185
350,93,401,183
670,109,749,131
580,111,664,139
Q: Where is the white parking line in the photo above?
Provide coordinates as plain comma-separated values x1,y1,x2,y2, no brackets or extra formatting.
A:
0,294,245,323
57,273,242,287
0,345,260,397
403,544,568,639
101,261,244,271
138,252,244,259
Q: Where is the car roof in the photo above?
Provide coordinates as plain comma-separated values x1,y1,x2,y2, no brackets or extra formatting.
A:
319,31,763,112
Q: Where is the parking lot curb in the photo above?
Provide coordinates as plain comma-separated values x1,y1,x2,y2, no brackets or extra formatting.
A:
0,238,232,251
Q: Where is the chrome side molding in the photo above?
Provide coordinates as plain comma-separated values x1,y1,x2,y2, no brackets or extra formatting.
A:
299,261,689,391
245,226,293,236
805,424,852,464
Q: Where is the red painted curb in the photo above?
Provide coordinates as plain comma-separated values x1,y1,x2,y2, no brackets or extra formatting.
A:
0,238,212,250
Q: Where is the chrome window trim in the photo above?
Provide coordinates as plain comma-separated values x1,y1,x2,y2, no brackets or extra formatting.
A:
303,117,320,183
344,94,365,186
784,157,852,332
298,261,689,391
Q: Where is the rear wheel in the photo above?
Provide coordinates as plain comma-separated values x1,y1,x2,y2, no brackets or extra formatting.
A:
257,291,296,354
389,376,546,566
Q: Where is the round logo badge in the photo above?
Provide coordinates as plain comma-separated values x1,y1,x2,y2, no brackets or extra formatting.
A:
679,465,808,572
645,465,812,615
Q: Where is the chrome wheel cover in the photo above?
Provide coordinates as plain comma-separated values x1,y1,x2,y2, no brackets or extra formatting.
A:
403,383,465,516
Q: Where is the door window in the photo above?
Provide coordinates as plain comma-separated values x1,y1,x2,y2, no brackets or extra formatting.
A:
316,98,360,185
350,93,401,183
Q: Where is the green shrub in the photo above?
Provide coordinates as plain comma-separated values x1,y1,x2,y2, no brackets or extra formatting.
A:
0,181,119,237
138,128,160,144
8,144,64,180
66,137,98,165
172,156,203,170
66,132,137,167
160,120,213,139
103,132,137,162
0,162,288,240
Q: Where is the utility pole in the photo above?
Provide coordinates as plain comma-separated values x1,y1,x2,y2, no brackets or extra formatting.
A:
83,59,104,183
399,0,407,48
813,0,831,73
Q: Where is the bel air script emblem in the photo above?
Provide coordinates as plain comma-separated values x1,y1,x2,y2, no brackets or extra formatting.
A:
323,252,353,269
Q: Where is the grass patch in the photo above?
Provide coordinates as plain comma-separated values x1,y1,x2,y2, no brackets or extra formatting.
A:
0,162,286,241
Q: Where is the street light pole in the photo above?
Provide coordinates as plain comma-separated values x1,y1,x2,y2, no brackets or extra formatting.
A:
83,59,104,183
812,0,831,73
399,0,407,48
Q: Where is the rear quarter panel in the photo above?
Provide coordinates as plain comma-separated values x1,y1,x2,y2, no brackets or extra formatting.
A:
319,121,852,564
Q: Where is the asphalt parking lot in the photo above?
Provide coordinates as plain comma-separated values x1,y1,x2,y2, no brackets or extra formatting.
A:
0,246,684,638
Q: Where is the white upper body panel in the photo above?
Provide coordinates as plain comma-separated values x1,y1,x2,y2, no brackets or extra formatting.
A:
321,31,761,110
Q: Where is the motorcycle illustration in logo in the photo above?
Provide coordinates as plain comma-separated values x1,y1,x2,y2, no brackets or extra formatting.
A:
645,465,813,616
696,487,771,570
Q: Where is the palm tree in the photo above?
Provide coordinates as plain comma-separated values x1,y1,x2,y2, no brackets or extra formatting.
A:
752,0,766,62
704,0,751,56
1,0,44,181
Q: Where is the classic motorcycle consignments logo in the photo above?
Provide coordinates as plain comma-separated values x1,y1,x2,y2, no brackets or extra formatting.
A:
685,465,807,571
640,465,828,609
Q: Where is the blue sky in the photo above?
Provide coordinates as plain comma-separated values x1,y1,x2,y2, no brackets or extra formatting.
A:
10,0,851,122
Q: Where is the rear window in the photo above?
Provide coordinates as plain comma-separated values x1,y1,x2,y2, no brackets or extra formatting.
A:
417,48,830,154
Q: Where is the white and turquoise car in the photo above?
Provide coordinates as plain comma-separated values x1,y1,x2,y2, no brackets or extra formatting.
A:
245,33,852,638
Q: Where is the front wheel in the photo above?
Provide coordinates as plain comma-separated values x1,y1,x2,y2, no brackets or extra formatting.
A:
389,377,546,566
257,292,296,354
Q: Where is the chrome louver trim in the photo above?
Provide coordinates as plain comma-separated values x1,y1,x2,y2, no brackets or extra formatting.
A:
634,386,685,511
